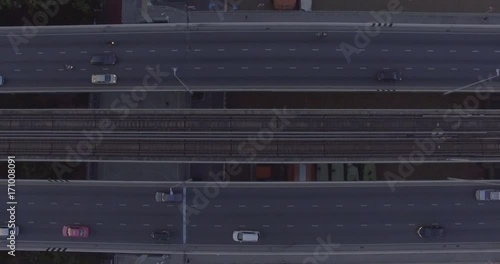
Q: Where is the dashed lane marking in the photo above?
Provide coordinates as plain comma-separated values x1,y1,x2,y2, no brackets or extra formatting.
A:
336,205,343,207
171,49,178,52
28,202,35,205
97,223,103,225
143,224,150,226
455,203,461,206
28,221,34,224
96,203,103,206
238,205,246,208
287,205,295,208
149,50,156,52
263,225,270,227
119,223,126,226
312,225,319,227
214,225,221,228
337,224,343,227
218,49,225,52
287,225,295,228
126,50,133,53
142,204,150,207
449,50,456,52
214,205,222,208
73,203,80,206
119,204,126,207
407,204,414,206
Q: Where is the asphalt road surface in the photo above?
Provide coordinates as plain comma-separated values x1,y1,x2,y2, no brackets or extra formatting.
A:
2,182,500,246
1,28,500,92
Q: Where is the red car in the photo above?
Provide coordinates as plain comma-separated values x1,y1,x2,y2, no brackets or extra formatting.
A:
62,226,89,238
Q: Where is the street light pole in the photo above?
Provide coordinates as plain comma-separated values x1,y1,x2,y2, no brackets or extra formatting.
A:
444,69,500,95
172,67,193,94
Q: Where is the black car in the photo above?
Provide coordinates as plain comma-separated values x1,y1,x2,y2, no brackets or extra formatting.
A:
151,230,170,241
417,225,444,238
90,54,118,65
377,70,402,81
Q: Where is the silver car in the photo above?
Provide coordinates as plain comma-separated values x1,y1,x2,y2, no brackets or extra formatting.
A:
232,230,260,243
155,191,182,202
91,74,117,85
475,189,500,201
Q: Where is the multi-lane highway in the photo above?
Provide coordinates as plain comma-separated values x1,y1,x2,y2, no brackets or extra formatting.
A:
2,25,500,92
3,181,500,250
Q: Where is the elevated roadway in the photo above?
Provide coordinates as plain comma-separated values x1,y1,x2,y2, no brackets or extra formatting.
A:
2,180,500,254
1,109,500,162
1,24,500,93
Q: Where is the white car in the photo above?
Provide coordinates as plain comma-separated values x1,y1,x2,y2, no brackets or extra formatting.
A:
232,230,260,243
476,189,500,201
0,76,4,86
91,74,117,85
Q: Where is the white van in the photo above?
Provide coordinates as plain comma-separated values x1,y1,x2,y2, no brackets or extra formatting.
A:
232,230,259,242
0,226,19,237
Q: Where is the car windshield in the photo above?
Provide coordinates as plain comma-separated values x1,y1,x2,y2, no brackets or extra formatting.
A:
237,233,243,240
66,228,72,236
104,75,110,82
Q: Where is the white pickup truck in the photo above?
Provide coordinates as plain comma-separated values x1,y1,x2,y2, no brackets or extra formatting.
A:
475,189,500,201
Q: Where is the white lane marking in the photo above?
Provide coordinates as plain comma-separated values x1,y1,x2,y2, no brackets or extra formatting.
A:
478,203,485,205
473,68,480,71
59,51,66,54
361,224,368,227
37,52,44,55
218,49,225,52
241,48,248,51
103,68,110,71
265,48,272,51
450,50,456,52
167,224,173,227
360,204,367,207
238,205,246,208
142,204,150,207
263,225,270,228
73,203,80,206
336,67,343,70
28,221,34,224
190,224,197,227
287,205,295,208
171,49,178,52
382,67,389,70
407,203,414,206
478,222,485,225
28,202,35,205
217,67,224,70
455,223,462,225
451,68,458,71
360,67,367,70
265,66,273,70
96,223,103,225
427,49,434,52
385,224,392,226
16,52,22,55
455,203,461,206
408,223,415,226
126,50,133,53
96,203,103,206
119,223,126,226
405,67,413,70
287,225,295,228
194,49,201,52
50,222,57,224
359,49,365,52
79,68,86,71
336,204,343,207
383,204,391,207
50,202,57,205
194,67,201,70
241,66,249,69
312,48,319,51
73,222,80,225
472,50,479,53
239,225,246,228
36,69,43,72
289,48,296,51
431,203,438,206
125,68,132,71
149,50,156,52
381,49,389,52
428,68,435,70
312,225,319,227
313,66,320,70
263,205,270,208
214,205,222,208
119,204,126,206
14,69,21,72
432,222,439,225
495,50,500,53
336,48,342,51
312,205,319,207
214,225,221,228
289,66,297,69
80,51,87,54
405,49,412,52
336,224,343,227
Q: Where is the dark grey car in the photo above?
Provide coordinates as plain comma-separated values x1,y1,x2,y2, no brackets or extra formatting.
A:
151,230,170,241
90,54,118,65
417,225,444,238
377,70,402,81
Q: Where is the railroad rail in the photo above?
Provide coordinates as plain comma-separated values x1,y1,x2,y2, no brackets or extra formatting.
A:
1,109,500,134
1,138,499,163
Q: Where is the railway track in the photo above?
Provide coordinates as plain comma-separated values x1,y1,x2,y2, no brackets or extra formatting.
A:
0,109,500,134
1,138,499,162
